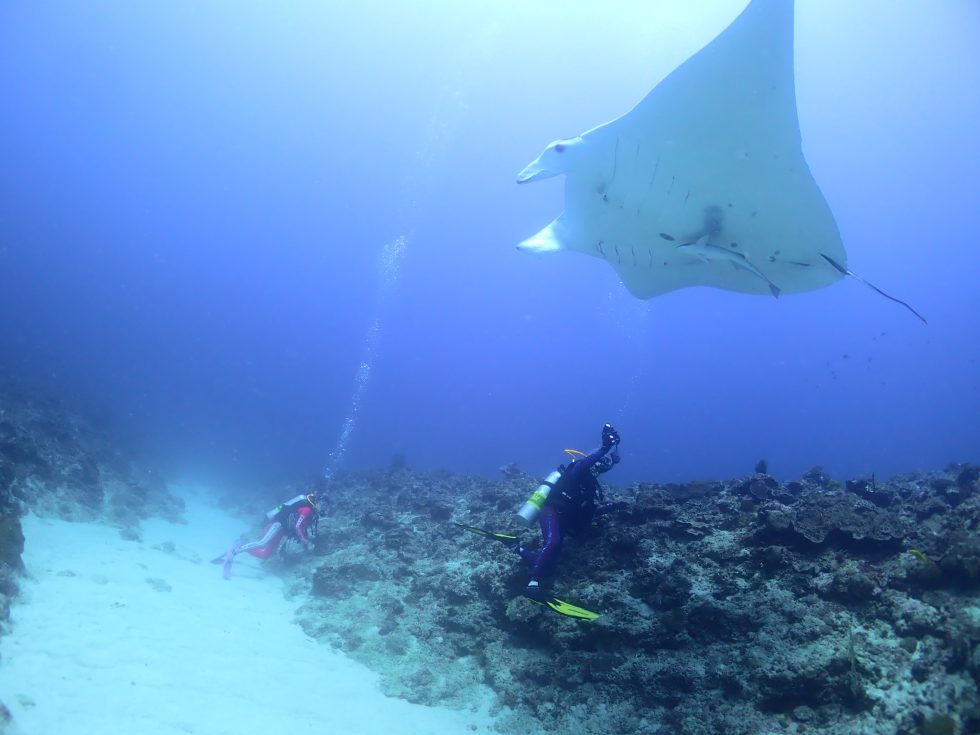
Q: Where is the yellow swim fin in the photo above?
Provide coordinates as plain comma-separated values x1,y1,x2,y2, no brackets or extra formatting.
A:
534,596,601,621
453,522,520,546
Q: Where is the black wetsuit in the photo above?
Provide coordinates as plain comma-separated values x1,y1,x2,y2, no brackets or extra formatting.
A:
518,444,617,583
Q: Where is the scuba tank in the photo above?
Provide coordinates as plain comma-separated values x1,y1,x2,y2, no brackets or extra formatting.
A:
516,450,587,525
516,469,562,525
266,493,314,520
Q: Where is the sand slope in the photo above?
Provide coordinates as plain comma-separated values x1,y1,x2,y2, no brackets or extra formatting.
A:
0,488,497,735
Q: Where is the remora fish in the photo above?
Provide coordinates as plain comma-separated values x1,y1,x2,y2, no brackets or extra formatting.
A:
678,235,781,298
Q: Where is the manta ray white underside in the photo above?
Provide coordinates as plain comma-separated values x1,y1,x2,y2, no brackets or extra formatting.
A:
517,0,846,300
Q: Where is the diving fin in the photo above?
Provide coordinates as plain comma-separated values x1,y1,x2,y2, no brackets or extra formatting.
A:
219,541,241,580
532,596,601,621
453,522,520,546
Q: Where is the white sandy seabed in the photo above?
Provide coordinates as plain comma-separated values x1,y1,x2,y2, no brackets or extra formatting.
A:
0,487,501,735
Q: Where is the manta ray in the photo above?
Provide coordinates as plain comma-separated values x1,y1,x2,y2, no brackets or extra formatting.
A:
517,0,926,322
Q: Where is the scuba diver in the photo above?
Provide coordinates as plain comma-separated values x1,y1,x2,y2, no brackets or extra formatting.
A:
219,491,320,580
515,423,622,601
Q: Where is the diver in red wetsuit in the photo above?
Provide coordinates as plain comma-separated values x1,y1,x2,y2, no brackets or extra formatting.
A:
222,492,319,579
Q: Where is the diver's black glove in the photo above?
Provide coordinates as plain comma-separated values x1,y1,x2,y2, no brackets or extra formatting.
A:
601,424,620,448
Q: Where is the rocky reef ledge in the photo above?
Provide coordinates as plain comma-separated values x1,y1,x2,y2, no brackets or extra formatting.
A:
0,384,184,704
286,464,980,735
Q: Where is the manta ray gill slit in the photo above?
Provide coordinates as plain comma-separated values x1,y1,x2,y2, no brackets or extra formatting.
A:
648,156,661,187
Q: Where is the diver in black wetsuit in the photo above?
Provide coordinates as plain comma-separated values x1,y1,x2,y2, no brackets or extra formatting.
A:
517,424,622,600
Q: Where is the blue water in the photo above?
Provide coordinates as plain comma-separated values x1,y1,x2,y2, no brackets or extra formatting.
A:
0,1,977,489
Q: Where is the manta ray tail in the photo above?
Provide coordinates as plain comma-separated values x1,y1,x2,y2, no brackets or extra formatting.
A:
819,253,927,325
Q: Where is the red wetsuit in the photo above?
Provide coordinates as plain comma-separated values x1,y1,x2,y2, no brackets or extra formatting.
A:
238,504,314,560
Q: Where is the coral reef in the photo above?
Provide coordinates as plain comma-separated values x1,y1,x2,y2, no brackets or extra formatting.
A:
0,473,22,637
1,374,976,734
0,380,184,725
288,463,980,735
0,384,184,534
